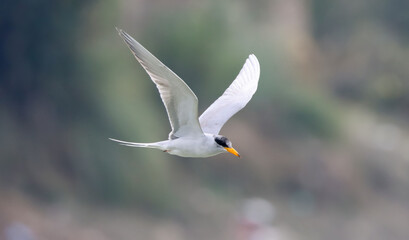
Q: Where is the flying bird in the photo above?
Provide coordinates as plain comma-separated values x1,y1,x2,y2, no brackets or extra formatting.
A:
110,28,260,158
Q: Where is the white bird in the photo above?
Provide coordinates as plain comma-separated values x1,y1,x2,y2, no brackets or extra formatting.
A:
110,28,260,158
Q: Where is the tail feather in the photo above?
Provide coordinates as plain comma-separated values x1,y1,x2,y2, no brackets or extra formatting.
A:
109,138,162,149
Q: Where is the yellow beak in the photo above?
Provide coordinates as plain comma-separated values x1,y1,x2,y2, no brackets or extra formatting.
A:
224,147,240,158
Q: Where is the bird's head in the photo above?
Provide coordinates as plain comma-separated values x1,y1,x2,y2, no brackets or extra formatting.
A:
214,135,240,157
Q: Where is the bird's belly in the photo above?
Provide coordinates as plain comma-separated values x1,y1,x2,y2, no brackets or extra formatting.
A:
167,139,222,158
168,147,221,158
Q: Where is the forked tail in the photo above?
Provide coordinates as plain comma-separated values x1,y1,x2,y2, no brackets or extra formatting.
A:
109,138,164,149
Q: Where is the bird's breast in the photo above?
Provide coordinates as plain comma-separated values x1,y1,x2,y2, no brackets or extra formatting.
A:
166,137,223,158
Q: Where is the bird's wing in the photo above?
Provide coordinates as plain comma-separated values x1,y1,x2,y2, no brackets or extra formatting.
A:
116,28,204,139
199,54,260,134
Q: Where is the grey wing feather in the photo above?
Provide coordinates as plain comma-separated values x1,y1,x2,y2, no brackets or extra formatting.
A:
116,28,204,139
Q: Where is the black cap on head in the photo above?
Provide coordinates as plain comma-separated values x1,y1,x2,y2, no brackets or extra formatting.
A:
214,135,231,148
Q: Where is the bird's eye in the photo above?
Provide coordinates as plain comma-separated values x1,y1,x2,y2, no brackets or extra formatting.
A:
215,136,229,148
215,138,223,146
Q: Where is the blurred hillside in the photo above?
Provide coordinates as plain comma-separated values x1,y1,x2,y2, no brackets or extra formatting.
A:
1,0,409,239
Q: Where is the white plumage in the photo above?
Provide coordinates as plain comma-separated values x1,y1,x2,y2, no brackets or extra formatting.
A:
199,54,260,135
110,28,260,158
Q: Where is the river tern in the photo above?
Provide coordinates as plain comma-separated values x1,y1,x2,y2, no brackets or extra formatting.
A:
110,28,260,158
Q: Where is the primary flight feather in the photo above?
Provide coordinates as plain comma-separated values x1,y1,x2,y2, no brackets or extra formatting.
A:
110,28,260,158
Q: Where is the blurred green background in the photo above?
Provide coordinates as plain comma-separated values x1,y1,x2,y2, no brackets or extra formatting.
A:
1,0,409,239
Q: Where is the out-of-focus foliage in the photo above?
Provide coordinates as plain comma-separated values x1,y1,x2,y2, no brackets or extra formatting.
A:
0,0,95,197
1,0,409,239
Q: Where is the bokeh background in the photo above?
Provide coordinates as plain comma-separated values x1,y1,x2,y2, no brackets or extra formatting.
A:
2,0,409,239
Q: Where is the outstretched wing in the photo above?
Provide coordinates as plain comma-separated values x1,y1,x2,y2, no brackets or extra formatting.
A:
199,54,260,134
116,28,203,139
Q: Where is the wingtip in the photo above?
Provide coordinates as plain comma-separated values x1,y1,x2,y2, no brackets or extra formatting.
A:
116,27,126,37
248,54,260,70
249,54,258,61
115,28,134,43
